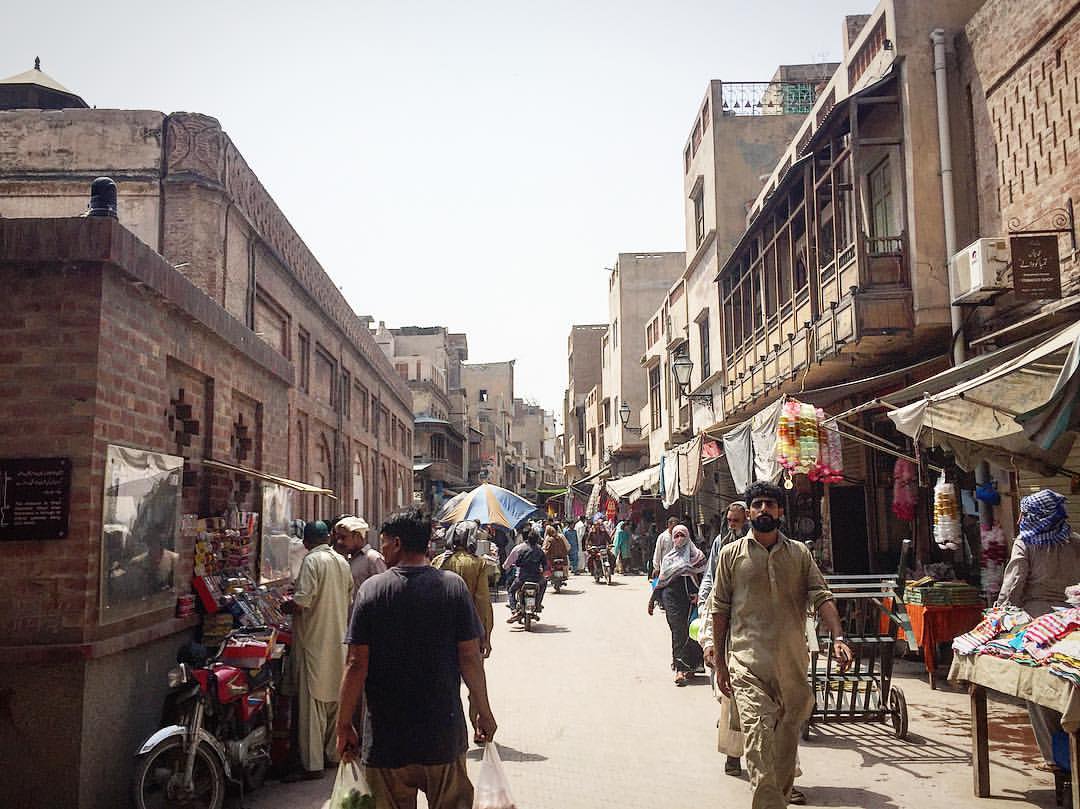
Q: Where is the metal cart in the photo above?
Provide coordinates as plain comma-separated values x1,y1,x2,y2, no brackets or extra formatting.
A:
803,572,918,740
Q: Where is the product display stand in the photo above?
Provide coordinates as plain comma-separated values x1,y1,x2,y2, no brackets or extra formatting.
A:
951,654,1080,805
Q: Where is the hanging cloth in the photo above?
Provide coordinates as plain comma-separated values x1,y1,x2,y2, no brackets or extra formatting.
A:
750,397,784,484
661,449,681,508
679,435,704,497
723,420,754,495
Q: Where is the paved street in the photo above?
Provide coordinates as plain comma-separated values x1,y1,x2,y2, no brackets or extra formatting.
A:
252,574,1059,809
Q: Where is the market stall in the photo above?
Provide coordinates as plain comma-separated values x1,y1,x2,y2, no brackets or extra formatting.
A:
950,609,1080,803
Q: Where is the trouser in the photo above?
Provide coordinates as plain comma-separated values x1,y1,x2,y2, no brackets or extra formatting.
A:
660,584,703,672
365,756,473,809
1028,700,1064,765
568,544,579,571
298,676,339,772
731,669,806,809
508,575,545,611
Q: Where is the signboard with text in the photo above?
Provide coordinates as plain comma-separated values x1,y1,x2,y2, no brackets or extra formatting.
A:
0,457,72,541
1010,234,1062,300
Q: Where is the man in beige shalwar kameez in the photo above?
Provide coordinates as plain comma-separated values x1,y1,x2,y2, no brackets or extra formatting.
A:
709,481,852,808
285,520,353,780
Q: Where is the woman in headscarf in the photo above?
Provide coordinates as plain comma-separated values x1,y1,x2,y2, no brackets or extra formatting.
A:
433,520,494,657
647,524,708,685
612,520,632,574
996,489,1080,771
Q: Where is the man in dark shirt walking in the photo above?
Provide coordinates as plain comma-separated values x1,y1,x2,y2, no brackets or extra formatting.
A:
336,510,497,809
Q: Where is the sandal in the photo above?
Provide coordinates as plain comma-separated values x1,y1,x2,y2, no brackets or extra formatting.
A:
674,671,688,686
1035,762,1065,773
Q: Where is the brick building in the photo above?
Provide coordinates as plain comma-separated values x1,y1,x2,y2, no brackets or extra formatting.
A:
0,72,412,808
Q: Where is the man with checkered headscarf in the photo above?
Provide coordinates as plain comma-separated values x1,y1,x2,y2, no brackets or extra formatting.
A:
997,489,1080,770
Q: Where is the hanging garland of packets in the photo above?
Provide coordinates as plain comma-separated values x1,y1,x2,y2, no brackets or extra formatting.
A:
932,476,962,551
777,400,844,484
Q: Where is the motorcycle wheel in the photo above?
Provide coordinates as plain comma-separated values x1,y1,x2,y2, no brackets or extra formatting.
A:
593,568,602,584
133,736,225,809
523,610,532,631
553,580,563,593
605,568,612,585
242,744,270,791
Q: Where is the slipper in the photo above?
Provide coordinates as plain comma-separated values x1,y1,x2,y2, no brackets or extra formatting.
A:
788,787,807,805
1035,762,1065,773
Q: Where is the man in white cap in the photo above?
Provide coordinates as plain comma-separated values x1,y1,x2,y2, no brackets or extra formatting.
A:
334,516,387,609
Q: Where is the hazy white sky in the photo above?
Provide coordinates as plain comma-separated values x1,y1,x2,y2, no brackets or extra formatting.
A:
8,0,859,416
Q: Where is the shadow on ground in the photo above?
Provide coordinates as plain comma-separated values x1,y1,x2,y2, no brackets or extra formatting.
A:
798,785,902,808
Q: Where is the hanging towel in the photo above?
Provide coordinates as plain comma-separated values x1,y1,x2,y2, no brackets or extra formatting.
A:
750,398,784,484
679,435,704,497
662,449,681,507
722,420,754,495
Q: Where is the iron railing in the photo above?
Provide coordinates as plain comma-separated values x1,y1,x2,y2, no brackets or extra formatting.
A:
721,82,819,116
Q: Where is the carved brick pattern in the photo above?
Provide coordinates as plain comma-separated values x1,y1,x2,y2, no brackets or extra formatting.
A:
988,25,1078,212
164,114,411,410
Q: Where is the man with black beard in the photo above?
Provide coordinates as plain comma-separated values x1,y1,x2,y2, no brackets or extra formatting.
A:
707,481,852,808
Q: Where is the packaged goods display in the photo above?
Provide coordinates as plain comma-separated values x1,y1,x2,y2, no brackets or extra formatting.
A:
777,400,843,483
932,477,962,551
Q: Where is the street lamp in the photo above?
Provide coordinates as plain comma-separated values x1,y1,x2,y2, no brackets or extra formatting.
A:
670,352,713,406
618,400,643,434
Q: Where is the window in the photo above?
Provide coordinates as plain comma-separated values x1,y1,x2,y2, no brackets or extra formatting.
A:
430,434,446,460
395,362,408,380
698,318,711,380
254,288,290,358
479,389,488,403
612,319,618,348
371,398,380,435
297,329,310,393
358,385,369,431
649,365,662,430
692,186,706,247
868,158,894,239
341,371,351,418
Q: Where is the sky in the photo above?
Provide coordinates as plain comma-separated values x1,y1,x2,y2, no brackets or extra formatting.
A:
5,0,860,419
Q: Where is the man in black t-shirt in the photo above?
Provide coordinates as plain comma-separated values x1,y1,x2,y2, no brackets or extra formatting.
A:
336,510,497,809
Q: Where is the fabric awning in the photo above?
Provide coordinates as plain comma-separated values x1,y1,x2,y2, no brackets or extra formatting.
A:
605,465,661,500
202,458,336,497
413,462,434,472
888,321,1080,473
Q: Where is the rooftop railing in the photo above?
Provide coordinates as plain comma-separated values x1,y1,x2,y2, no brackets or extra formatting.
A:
721,82,819,116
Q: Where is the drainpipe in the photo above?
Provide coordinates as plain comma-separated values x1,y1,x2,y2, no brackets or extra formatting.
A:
931,28,965,367
932,29,993,543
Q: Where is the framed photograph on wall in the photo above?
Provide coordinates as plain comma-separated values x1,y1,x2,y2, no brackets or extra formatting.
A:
100,445,183,624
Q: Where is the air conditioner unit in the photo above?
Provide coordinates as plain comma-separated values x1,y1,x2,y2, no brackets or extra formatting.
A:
949,237,1010,304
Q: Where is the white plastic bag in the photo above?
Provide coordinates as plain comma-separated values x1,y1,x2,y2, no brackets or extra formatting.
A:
716,695,745,757
322,760,374,809
472,743,516,809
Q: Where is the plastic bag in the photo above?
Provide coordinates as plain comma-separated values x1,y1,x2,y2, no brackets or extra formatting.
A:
716,694,745,757
472,743,516,809
322,760,374,809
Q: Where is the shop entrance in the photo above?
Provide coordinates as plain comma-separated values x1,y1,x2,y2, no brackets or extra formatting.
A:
829,486,870,573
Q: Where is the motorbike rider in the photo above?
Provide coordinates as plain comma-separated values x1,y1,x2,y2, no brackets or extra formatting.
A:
542,524,570,573
585,520,614,577
506,527,549,623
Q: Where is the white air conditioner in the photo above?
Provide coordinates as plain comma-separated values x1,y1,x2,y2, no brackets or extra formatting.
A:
949,237,1010,304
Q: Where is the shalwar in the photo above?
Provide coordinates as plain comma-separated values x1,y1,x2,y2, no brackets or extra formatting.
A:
709,533,832,809
292,543,353,772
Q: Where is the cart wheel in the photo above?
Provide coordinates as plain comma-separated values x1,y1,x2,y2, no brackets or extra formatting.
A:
801,720,812,741
890,687,909,739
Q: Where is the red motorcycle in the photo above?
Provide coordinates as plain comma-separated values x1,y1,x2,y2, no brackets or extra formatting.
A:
133,628,277,809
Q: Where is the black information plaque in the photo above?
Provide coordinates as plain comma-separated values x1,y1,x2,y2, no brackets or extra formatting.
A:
0,457,72,541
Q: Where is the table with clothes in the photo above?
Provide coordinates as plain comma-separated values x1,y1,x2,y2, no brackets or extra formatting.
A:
949,605,1080,804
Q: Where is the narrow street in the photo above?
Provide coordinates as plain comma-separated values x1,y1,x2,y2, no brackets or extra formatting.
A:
251,574,1057,809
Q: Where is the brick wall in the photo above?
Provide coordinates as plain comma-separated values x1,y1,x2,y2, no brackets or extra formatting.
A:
0,218,291,646
960,0,1080,326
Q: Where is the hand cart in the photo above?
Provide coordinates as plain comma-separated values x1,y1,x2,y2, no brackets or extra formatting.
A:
803,571,918,740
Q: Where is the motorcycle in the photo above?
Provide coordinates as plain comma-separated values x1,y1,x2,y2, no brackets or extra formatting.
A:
587,544,614,585
513,581,542,630
133,627,277,809
550,558,569,593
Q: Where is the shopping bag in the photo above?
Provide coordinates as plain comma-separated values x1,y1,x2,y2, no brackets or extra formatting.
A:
322,760,374,809
716,695,745,758
472,743,516,809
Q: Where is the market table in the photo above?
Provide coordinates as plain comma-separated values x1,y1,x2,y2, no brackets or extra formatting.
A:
881,599,985,688
950,653,1080,803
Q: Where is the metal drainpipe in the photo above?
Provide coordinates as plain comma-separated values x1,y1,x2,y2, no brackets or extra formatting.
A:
932,28,993,537
931,28,966,367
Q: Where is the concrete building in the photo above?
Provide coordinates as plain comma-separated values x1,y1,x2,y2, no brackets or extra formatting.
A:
374,324,471,513
562,324,607,479
512,399,546,499
601,252,684,476
0,70,412,808
461,361,517,489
